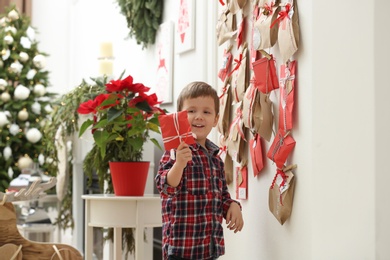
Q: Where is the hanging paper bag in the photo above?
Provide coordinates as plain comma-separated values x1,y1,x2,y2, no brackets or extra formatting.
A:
258,93,273,142
275,1,300,63
218,138,234,185
251,87,262,135
227,106,247,165
218,47,233,82
252,2,280,50
217,79,232,137
267,130,295,168
242,83,256,130
236,14,246,49
278,60,297,131
158,111,196,151
231,44,249,103
249,133,264,177
252,52,279,94
229,0,248,14
236,165,248,200
216,7,237,46
250,4,260,70
269,165,296,225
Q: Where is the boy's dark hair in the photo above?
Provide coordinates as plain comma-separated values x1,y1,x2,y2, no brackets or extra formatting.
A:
177,81,219,115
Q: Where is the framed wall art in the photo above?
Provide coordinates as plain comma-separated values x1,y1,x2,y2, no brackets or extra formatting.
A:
155,21,174,104
176,0,195,54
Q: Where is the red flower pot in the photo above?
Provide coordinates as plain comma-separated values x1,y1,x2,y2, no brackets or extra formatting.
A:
109,161,150,196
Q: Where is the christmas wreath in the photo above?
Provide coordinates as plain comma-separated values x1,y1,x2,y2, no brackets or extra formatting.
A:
117,0,164,48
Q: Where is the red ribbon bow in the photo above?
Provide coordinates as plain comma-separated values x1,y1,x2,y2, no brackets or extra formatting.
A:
270,169,289,205
228,53,243,77
270,3,291,28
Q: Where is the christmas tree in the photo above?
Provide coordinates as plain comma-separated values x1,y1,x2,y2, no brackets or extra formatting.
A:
0,6,56,191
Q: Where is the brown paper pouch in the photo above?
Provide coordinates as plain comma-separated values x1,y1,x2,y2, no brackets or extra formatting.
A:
217,79,232,136
269,169,296,225
278,1,300,63
231,44,249,103
258,93,273,142
216,8,237,46
253,4,280,50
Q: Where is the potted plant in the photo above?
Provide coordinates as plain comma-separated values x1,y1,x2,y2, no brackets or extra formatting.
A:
77,73,165,196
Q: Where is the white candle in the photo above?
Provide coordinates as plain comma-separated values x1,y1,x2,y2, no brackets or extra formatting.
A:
100,42,113,58
99,60,113,76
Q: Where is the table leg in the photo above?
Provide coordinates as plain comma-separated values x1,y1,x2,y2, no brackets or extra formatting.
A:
135,202,144,260
85,201,93,260
113,227,122,260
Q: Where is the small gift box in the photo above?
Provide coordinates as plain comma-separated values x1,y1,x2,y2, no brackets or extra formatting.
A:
158,111,195,151
267,130,295,168
249,133,264,177
252,53,279,94
278,60,297,131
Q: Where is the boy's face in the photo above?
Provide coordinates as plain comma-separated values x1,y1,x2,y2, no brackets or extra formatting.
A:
181,96,219,147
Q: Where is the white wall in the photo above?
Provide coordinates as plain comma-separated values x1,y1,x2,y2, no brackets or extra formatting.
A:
29,0,390,259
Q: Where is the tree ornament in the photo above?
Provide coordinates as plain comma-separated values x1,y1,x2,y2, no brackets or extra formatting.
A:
0,17,7,27
8,10,19,20
26,69,37,80
4,35,14,45
0,112,9,127
10,61,23,74
19,52,29,62
31,102,41,115
26,128,42,143
33,54,46,69
0,78,7,89
8,167,14,179
26,26,35,40
3,146,12,160
1,92,11,102
17,110,29,121
17,156,33,170
44,104,53,113
9,124,20,136
2,49,10,60
20,36,31,49
33,83,46,96
14,84,30,100
46,157,53,164
5,26,17,35
38,154,45,165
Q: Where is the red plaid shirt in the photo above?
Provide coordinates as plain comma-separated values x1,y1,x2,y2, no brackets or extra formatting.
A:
155,140,240,260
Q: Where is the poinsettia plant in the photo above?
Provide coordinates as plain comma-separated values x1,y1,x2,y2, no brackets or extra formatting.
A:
78,74,165,163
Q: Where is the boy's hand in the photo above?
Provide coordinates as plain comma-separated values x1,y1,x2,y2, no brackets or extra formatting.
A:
175,142,192,169
226,202,244,233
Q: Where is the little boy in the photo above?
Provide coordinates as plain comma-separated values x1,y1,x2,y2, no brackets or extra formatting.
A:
155,81,244,260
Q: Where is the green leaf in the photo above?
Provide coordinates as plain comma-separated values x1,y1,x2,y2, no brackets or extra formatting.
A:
150,138,162,150
93,118,109,129
79,119,93,137
107,107,123,122
131,137,143,151
135,100,152,112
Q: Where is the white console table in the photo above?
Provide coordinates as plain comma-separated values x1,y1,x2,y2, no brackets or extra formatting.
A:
82,194,162,260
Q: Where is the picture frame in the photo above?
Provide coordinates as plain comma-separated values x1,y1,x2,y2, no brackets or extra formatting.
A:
176,0,195,54
155,21,174,104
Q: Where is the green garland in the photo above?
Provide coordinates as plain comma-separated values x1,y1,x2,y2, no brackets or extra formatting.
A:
117,0,164,48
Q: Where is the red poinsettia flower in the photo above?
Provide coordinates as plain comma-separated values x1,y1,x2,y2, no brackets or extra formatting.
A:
78,94,111,114
129,92,161,107
105,75,134,92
